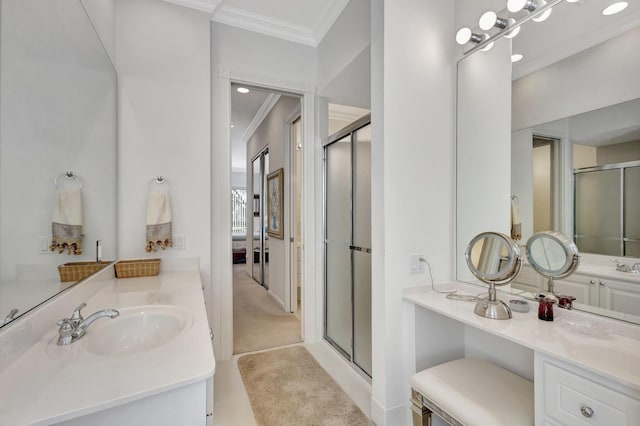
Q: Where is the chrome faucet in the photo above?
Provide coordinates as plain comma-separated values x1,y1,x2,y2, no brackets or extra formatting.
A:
4,308,18,324
610,259,633,273
57,303,119,346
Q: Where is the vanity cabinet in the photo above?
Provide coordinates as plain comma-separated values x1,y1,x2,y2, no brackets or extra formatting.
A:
555,274,640,316
535,353,640,426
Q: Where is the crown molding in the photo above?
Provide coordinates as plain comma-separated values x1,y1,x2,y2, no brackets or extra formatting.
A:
241,93,282,144
213,6,316,46
212,0,349,47
161,0,221,14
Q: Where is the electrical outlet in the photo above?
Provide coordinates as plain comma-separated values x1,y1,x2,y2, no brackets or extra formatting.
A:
174,234,186,250
37,237,51,254
410,254,426,274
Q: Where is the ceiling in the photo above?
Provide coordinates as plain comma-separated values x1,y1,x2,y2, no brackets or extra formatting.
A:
164,0,349,46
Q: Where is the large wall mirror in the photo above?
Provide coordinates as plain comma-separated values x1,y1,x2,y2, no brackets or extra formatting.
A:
457,0,640,322
0,0,117,328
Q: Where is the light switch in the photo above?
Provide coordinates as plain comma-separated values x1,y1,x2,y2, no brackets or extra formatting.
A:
174,234,186,250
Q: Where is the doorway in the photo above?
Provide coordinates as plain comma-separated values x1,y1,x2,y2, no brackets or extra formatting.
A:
230,83,303,354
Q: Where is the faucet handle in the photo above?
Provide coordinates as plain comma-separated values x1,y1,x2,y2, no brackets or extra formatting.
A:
56,318,74,346
70,303,87,326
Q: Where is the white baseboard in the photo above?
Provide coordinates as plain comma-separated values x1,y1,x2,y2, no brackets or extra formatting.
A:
305,341,372,418
266,289,285,310
371,397,411,426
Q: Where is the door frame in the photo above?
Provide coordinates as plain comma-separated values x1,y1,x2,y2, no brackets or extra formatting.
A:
285,106,302,315
214,70,319,361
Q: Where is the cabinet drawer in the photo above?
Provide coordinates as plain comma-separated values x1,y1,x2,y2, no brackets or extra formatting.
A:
540,360,640,425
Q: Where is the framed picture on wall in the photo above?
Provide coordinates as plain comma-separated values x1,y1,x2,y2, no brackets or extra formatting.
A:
267,168,284,239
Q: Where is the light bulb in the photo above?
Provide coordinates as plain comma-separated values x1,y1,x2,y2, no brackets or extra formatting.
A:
508,0,537,13
236,87,250,94
456,27,482,45
511,54,524,63
602,2,628,15
479,11,497,30
480,35,493,52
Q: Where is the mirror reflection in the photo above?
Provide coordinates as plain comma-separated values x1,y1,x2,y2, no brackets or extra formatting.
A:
0,0,117,328
457,0,640,323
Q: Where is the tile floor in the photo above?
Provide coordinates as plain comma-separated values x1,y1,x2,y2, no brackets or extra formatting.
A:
213,352,258,426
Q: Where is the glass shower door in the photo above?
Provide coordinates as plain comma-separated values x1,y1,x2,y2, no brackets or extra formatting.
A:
325,136,352,356
252,150,269,287
625,166,640,257
352,124,372,376
574,169,622,255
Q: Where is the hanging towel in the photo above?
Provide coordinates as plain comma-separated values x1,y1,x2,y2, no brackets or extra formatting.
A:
146,191,173,252
50,189,84,255
511,196,522,241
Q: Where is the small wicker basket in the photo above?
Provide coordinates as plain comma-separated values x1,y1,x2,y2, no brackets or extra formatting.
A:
58,261,111,282
114,258,161,278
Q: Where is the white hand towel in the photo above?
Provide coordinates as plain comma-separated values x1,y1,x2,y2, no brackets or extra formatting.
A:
511,196,522,241
50,189,84,254
146,191,173,252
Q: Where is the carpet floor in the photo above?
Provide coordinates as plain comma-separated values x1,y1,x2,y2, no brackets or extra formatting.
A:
233,265,302,354
238,346,371,426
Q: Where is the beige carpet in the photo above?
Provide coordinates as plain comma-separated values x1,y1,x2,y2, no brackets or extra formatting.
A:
234,265,302,354
238,346,371,426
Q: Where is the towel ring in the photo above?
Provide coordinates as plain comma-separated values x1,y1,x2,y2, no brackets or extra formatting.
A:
148,176,172,192
54,171,83,190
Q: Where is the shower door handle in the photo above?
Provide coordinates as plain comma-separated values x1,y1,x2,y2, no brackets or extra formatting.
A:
349,245,372,254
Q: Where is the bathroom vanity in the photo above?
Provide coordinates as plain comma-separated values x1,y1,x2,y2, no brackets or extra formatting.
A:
405,282,640,425
0,259,215,425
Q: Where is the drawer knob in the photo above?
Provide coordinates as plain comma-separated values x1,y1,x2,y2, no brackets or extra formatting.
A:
590,279,596,285
580,405,594,418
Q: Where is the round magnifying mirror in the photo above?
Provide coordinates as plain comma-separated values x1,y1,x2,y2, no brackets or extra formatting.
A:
465,232,522,320
526,231,579,295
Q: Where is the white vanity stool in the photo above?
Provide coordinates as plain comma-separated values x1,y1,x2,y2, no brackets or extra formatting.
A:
410,358,534,426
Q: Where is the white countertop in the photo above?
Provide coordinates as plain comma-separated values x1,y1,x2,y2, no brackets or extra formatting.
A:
404,282,640,391
0,270,215,425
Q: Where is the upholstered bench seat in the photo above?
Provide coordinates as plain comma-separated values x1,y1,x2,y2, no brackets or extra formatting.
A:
410,358,534,426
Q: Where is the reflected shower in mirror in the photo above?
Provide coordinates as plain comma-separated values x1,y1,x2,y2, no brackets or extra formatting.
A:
0,0,117,328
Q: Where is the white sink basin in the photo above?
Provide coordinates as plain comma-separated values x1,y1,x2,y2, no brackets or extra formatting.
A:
84,305,193,356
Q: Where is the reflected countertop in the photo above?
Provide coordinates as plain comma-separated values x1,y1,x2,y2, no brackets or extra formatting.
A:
404,281,640,391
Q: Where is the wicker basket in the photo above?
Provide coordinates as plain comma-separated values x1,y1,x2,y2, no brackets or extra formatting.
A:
58,261,111,282
114,258,161,278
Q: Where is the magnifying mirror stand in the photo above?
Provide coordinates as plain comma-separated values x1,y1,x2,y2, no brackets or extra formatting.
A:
546,277,556,295
474,283,512,320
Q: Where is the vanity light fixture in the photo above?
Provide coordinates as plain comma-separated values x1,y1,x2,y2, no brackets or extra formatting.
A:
532,1,553,22
480,37,495,52
236,87,250,94
602,2,628,15
511,53,524,62
504,18,521,38
456,27,483,45
565,0,579,2
507,0,538,13
479,11,509,31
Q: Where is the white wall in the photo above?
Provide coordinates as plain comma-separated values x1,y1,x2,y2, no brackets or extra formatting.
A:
81,0,116,63
246,95,300,307
317,0,371,109
373,0,456,424
115,0,211,320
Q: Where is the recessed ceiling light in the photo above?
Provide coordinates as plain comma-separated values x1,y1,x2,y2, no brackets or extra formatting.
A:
602,2,628,15
236,87,250,94
511,54,524,63
230,124,235,128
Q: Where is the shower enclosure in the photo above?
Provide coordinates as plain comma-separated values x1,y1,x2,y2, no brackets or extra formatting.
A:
574,161,640,257
323,116,372,377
